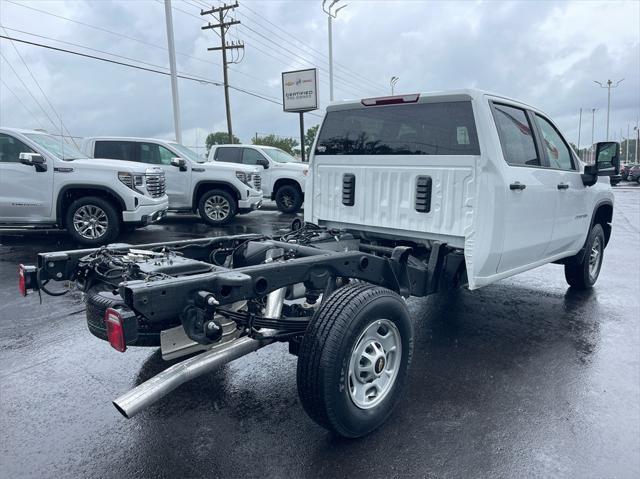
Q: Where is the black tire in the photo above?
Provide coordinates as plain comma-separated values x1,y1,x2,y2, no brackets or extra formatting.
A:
65,196,120,245
198,189,237,226
85,285,162,347
297,283,414,438
275,184,303,214
564,223,605,290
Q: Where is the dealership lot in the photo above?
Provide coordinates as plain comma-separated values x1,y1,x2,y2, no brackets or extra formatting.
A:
1,191,639,478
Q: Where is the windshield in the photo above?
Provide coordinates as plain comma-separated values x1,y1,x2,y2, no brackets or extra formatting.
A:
262,148,299,163
25,133,86,160
170,143,206,163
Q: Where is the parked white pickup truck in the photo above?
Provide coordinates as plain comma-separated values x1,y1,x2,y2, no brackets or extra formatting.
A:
0,128,168,245
21,90,619,439
82,137,262,225
208,144,308,213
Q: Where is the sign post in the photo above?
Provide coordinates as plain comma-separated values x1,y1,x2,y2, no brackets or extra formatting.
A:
282,68,318,162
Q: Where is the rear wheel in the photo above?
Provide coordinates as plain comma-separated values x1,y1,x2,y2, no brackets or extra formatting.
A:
275,184,303,214
198,189,237,226
65,196,120,245
297,283,413,438
564,223,605,290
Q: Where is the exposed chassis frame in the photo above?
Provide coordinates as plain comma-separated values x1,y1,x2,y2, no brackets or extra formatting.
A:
32,233,462,322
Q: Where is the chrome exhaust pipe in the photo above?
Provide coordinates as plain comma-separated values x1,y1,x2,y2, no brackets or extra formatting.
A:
113,336,267,418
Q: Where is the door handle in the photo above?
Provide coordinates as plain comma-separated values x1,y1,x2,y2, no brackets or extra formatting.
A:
557,183,569,190
509,182,526,190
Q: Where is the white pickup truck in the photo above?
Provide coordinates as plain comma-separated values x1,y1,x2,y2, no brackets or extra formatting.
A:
0,128,168,245
21,90,618,438
208,144,308,213
82,137,262,226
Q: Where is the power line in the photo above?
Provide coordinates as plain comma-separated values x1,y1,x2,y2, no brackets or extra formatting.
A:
0,51,60,132
2,26,77,145
236,2,386,92
0,77,47,130
0,34,324,119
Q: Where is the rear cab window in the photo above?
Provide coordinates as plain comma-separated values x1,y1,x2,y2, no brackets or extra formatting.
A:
215,147,242,163
94,141,137,162
315,101,480,156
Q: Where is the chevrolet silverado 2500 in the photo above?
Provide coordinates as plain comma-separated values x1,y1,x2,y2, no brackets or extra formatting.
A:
19,90,619,438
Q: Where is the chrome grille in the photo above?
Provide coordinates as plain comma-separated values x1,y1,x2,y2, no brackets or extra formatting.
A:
146,173,166,198
252,173,262,191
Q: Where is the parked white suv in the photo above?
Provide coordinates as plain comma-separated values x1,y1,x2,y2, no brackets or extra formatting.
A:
0,128,168,245
82,137,262,226
306,89,616,290
208,145,308,213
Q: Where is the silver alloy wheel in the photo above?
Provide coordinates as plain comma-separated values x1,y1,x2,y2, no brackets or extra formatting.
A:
280,193,294,209
588,235,603,280
204,195,231,221
348,319,402,410
72,205,109,240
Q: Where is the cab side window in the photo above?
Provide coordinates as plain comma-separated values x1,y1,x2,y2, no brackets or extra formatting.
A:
215,147,242,163
139,143,175,165
242,148,265,165
94,141,137,162
0,134,35,163
492,104,540,167
534,115,574,170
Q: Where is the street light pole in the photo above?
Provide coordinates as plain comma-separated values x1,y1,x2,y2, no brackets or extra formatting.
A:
322,0,347,102
390,76,399,95
594,78,624,140
577,107,582,154
164,0,182,143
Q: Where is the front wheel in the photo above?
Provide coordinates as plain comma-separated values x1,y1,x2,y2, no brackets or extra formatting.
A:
564,223,605,289
65,196,120,245
198,189,237,226
297,283,413,438
275,184,303,214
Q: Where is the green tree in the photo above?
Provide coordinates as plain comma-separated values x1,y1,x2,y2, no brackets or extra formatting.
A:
206,131,240,153
252,134,299,155
304,125,319,153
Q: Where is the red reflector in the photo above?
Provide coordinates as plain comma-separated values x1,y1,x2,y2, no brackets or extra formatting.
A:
105,308,127,352
361,94,420,106
18,264,26,296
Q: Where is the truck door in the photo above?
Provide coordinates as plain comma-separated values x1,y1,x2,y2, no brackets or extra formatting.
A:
491,103,558,274
533,114,590,256
241,147,271,196
138,142,191,209
0,133,54,222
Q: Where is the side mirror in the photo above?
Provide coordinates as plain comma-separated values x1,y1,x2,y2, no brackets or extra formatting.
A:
170,157,187,171
594,142,620,177
19,152,47,172
256,157,270,169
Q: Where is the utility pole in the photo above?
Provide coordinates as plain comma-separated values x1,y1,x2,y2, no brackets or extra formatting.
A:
322,0,347,102
594,79,624,140
626,123,630,163
164,0,182,144
201,2,244,144
577,107,582,155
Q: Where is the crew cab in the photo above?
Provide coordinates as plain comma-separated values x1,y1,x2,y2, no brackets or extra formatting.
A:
82,137,262,225
0,128,168,245
19,90,619,439
208,144,308,213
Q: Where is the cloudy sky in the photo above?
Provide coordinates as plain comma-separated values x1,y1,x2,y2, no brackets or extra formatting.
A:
0,0,638,154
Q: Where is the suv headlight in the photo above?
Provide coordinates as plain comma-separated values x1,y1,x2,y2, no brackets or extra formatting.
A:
235,171,250,186
118,172,145,192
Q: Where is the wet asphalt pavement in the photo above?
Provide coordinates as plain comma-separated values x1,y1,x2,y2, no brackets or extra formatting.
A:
1,191,639,479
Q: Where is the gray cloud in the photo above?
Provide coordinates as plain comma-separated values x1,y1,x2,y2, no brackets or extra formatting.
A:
1,0,638,152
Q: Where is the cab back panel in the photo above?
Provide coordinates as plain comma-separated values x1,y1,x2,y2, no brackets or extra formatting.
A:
309,96,480,246
313,157,475,242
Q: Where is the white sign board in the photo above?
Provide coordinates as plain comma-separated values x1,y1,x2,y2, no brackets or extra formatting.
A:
282,68,318,112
